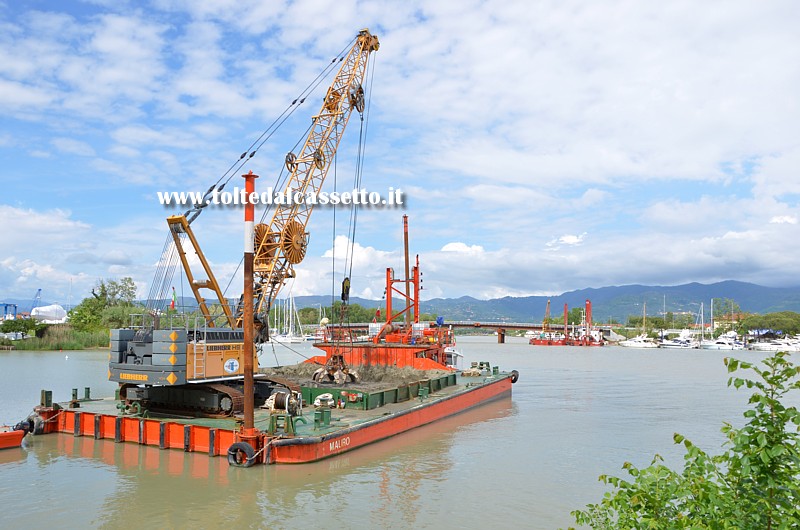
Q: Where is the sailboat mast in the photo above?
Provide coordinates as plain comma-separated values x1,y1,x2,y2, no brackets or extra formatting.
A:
643,301,646,331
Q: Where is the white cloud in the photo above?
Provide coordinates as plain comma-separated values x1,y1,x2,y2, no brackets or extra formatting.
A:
1,1,799,304
441,242,484,254
770,216,797,225
548,233,587,247
52,137,96,156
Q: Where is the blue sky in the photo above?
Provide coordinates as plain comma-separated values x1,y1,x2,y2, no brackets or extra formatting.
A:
1,0,799,308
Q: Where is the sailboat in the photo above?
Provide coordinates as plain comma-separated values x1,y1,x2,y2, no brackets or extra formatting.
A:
619,301,658,348
308,304,327,341
272,296,305,343
700,299,744,350
658,303,701,349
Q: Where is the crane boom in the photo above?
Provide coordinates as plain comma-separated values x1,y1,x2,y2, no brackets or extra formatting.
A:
247,28,380,336
167,215,236,328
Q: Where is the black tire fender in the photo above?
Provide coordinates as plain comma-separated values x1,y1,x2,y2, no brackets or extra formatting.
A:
510,370,519,384
28,414,45,435
227,442,256,467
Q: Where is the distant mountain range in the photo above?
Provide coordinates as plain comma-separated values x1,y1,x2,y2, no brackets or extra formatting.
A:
4,280,800,323
290,281,800,322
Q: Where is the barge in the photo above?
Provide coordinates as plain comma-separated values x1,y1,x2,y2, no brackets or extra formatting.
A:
29,364,514,465
529,299,605,346
26,216,518,466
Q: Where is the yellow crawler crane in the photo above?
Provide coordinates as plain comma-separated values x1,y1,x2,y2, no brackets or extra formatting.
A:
108,29,379,416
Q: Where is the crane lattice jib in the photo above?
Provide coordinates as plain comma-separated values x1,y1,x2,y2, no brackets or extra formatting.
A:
248,29,379,325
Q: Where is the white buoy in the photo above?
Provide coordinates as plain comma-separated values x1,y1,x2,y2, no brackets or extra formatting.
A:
65,355,69,360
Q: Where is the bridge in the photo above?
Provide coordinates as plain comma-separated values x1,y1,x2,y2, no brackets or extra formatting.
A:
320,321,617,343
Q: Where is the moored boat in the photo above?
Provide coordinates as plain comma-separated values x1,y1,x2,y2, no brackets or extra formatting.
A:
529,331,568,346
619,334,659,349
0,430,26,450
620,302,657,348
747,338,800,352
0,421,32,450
699,332,744,350
528,299,605,346
659,329,699,349
659,337,698,349
24,363,515,465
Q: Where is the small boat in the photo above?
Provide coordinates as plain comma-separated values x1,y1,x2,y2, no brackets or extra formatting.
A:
659,337,698,349
699,332,744,350
620,302,658,348
1,421,32,450
748,338,800,352
619,334,659,349
271,333,305,344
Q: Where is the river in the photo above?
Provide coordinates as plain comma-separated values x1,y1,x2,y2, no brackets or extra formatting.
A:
0,337,784,529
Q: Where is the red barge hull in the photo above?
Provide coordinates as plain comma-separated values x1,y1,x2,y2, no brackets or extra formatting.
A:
29,370,513,464
271,374,511,463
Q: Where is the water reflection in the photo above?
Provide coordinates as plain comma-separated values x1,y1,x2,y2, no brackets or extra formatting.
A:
17,397,512,529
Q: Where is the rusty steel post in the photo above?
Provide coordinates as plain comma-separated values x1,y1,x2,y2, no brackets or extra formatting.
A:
403,215,411,325
242,171,258,432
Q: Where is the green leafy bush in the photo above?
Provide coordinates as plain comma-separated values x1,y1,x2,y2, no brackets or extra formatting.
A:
571,351,800,529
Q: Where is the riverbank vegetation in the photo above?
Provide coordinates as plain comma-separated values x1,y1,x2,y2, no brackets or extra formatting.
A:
8,325,108,350
570,351,800,528
68,277,139,332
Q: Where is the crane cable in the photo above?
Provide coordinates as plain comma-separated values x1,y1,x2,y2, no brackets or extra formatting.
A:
145,231,185,313
158,38,357,313
218,119,314,299
335,53,377,332
183,36,357,224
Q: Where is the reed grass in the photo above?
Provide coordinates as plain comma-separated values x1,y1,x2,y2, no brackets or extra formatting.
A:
11,325,108,351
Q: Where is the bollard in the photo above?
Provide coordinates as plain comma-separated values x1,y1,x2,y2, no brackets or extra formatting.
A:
418,387,429,401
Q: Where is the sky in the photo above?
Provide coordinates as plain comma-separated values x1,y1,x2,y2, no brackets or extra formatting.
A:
1,0,799,310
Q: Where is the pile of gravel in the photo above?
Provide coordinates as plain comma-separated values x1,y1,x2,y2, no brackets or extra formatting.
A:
259,363,450,390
